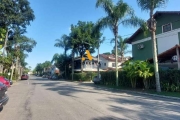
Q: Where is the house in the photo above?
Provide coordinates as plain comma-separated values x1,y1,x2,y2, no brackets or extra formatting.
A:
126,11,180,62
99,54,131,70
74,56,103,72
44,65,59,75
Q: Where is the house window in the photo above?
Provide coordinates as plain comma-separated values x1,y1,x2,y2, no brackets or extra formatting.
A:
112,63,115,67
162,23,172,33
104,63,106,66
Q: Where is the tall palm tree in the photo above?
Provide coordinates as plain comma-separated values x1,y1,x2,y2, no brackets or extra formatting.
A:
96,0,144,86
111,36,131,62
137,0,168,92
54,34,70,79
54,34,70,57
51,53,60,64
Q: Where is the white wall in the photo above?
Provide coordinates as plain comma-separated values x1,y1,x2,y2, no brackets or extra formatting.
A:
99,56,122,69
157,32,179,54
132,28,180,54
107,62,122,68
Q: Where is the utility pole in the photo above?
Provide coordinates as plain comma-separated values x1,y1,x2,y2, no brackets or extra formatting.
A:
97,39,100,80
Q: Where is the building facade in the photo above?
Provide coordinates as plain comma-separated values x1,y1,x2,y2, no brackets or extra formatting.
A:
126,11,180,61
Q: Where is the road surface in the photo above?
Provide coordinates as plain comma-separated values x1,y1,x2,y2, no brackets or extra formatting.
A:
1,75,180,120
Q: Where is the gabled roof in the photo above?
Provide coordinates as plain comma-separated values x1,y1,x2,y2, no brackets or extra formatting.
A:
126,11,180,44
74,56,97,61
99,54,122,62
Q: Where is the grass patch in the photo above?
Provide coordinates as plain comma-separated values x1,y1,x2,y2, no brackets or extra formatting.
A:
147,90,180,98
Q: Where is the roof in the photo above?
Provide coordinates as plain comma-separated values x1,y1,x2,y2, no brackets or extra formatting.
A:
99,54,122,62
74,56,97,61
148,45,180,62
126,11,180,44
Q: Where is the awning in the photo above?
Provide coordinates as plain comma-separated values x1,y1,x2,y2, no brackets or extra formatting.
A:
149,44,180,62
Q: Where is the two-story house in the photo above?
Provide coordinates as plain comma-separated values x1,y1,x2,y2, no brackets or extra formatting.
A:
126,11,180,64
74,56,103,72
74,54,131,71
99,54,131,70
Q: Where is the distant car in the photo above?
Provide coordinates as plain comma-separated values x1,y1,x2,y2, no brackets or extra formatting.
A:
4,78,13,85
21,74,29,80
0,76,10,87
0,82,9,112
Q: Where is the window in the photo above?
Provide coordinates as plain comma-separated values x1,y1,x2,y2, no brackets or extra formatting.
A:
104,63,106,66
162,23,172,33
112,63,115,67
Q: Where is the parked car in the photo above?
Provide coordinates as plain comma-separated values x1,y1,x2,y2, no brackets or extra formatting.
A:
0,82,9,111
51,75,59,80
93,74,101,84
0,76,10,87
21,74,29,80
4,78,13,85
42,75,46,78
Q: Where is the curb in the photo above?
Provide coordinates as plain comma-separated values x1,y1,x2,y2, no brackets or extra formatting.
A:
93,85,180,101
70,80,180,100
118,89,180,101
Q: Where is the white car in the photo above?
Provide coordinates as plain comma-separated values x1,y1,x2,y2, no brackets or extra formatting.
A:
93,74,101,84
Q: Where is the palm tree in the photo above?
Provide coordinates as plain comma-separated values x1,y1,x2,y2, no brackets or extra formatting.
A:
111,36,131,62
96,0,144,86
54,34,70,57
54,34,70,79
136,0,168,92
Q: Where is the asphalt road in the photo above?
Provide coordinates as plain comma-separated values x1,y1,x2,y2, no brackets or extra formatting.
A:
1,75,180,120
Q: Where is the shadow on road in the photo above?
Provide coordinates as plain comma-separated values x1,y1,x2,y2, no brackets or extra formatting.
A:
31,78,180,120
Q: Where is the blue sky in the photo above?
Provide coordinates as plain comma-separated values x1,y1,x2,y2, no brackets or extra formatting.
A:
25,0,179,69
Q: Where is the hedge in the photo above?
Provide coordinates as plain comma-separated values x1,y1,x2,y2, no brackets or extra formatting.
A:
100,71,131,87
100,70,180,92
70,72,97,81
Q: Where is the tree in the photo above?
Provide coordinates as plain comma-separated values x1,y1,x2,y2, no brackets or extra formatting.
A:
123,60,139,88
111,36,131,62
136,0,168,92
0,0,35,56
35,63,43,75
54,34,71,79
136,61,153,89
54,34,70,56
96,0,144,86
70,21,102,73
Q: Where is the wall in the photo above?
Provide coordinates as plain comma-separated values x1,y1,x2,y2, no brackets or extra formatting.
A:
157,30,179,54
99,56,108,69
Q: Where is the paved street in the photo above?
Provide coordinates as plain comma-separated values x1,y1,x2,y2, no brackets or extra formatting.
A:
1,75,180,120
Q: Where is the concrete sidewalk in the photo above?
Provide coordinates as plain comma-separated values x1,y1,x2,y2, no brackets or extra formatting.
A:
78,81,180,101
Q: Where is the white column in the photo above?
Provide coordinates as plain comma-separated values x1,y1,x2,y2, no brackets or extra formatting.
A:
176,45,180,70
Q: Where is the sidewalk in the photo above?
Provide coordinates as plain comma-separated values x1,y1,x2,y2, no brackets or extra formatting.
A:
119,89,180,101
78,81,180,101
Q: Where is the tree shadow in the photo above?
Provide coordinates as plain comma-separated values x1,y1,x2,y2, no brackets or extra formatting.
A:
30,79,180,119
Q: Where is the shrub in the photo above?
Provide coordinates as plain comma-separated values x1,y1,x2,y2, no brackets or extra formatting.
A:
101,71,130,87
71,72,89,81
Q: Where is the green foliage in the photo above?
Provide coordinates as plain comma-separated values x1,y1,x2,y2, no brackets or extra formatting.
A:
136,0,169,12
70,21,102,53
111,36,131,58
122,60,153,89
71,73,89,81
0,73,9,78
70,72,97,81
100,71,130,87
86,71,97,80
0,0,35,27
159,70,180,92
